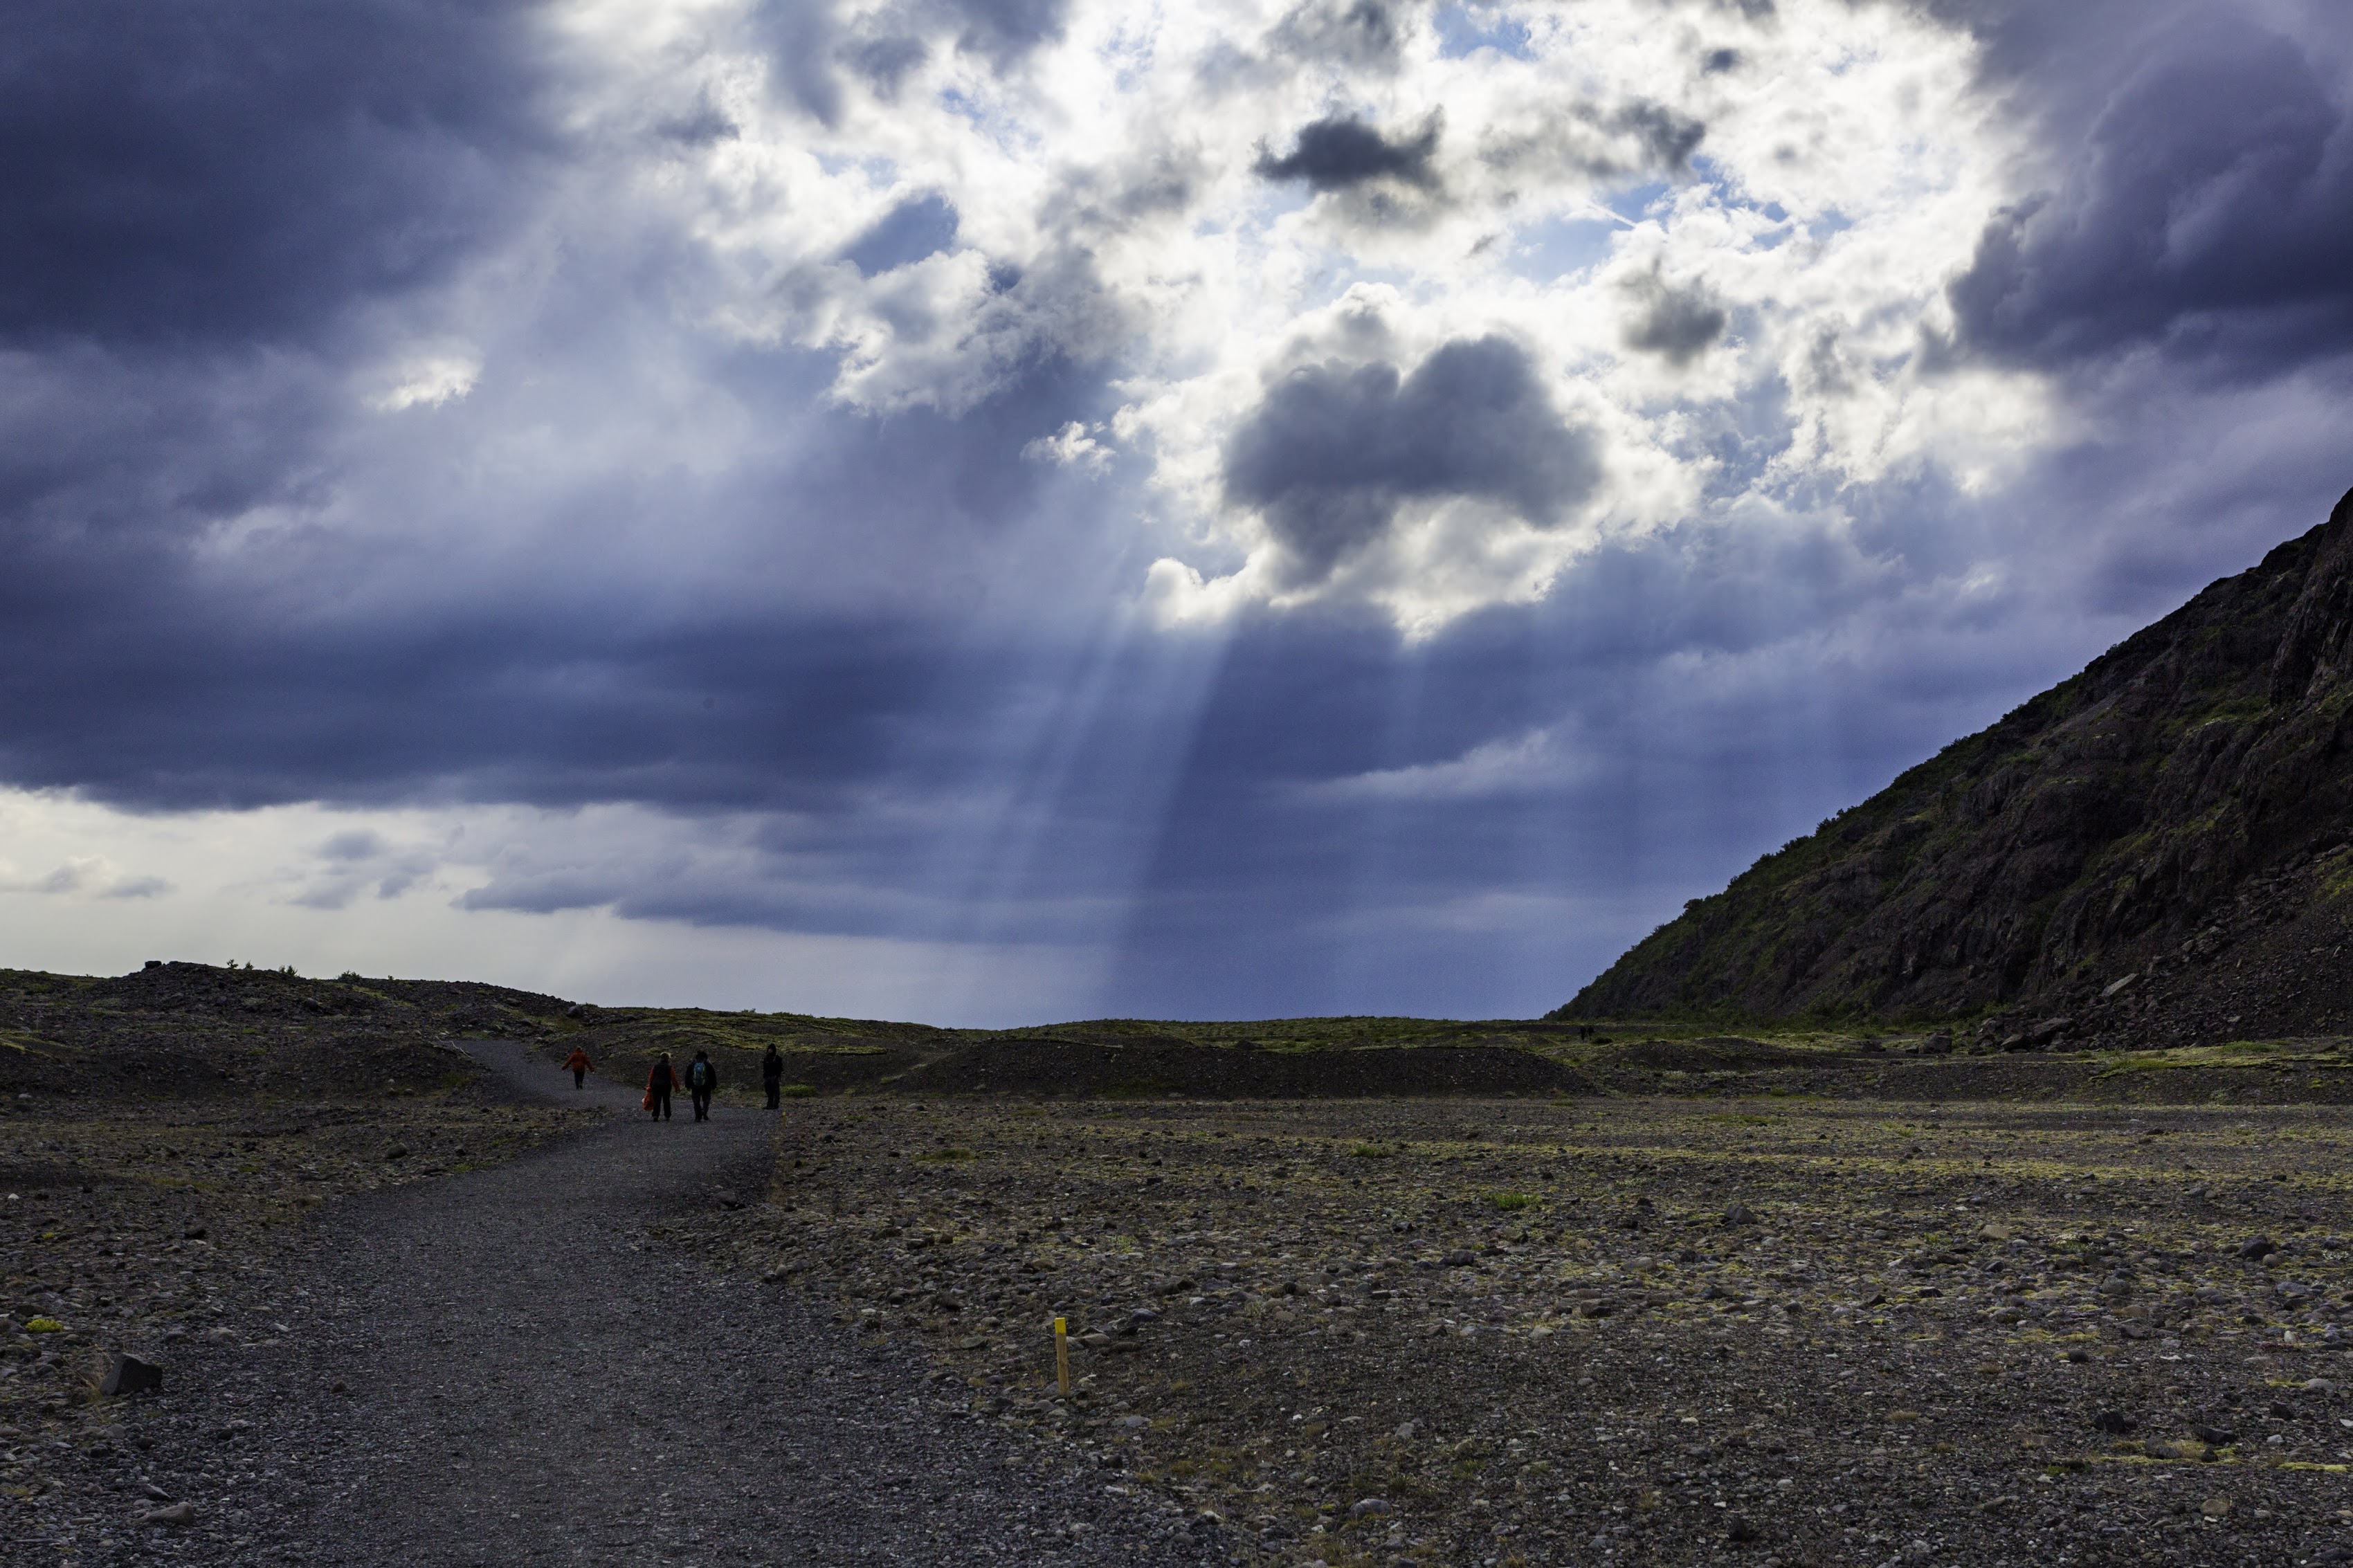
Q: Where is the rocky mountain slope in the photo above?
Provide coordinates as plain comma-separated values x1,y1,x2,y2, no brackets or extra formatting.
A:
1559,487,2353,1050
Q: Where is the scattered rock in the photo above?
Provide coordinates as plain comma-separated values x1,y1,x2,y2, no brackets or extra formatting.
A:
138,1502,197,1528
98,1351,164,1397
2200,1496,2232,1520
1723,1203,1757,1226
2091,1410,2134,1436
2237,1236,2278,1260
1349,1497,1392,1518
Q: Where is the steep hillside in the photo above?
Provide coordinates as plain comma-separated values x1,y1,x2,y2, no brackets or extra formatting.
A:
1559,487,2353,1050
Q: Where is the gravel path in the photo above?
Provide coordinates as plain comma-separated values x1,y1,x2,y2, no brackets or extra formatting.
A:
102,1046,1230,1567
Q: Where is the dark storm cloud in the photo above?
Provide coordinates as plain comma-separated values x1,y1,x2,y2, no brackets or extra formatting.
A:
0,340,1108,813
1223,336,1601,582
1947,5,2353,371
0,0,554,348
1254,113,1440,191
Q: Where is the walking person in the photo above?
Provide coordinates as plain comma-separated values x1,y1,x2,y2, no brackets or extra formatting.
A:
686,1049,718,1122
645,1052,676,1122
563,1046,592,1089
761,1043,784,1110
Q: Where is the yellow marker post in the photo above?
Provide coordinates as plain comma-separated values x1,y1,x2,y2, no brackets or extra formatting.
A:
1054,1316,1070,1396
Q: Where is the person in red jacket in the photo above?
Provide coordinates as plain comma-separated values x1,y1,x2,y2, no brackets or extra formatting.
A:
563,1047,592,1089
645,1053,676,1121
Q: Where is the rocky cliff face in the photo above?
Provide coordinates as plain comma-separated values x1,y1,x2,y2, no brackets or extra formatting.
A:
1559,487,2353,1048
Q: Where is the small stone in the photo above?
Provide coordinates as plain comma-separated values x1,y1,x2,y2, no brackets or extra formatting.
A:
2237,1236,2278,1261
2190,1423,2236,1447
1116,1414,1148,1431
139,1483,174,1503
1723,1203,1757,1226
2091,1410,2134,1436
2064,1348,2092,1364
2199,1496,2231,1519
1979,1223,2015,1242
2304,1378,2334,1394
99,1352,164,1396
1725,1515,1762,1542
1350,1497,1392,1518
140,1502,197,1528
383,1146,410,1162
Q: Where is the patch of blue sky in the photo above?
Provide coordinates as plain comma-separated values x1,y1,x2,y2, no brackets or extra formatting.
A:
1433,3,1534,61
935,87,1039,154
1497,213,1621,284
1600,180,1672,224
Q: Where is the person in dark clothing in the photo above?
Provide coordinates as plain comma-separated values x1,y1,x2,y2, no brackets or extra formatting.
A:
646,1053,676,1121
761,1043,784,1110
686,1050,718,1122
564,1047,592,1089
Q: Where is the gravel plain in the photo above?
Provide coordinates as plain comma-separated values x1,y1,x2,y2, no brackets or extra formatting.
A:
16,1008,2353,1568
693,1093,2353,1568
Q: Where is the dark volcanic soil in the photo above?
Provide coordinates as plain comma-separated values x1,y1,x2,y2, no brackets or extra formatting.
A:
702,1093,2353,1567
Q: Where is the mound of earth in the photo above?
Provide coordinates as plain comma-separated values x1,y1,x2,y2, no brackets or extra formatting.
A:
1561,486,2353,1049
891,1040,1596,1097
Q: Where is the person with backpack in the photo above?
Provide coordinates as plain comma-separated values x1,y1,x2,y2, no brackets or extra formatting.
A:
645,1053,676,1122
563,1046,592,1089
686,1050,718,1122
761,1043,784,1110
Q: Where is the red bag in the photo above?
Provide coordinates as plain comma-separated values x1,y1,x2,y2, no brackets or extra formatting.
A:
642,1089,653,1111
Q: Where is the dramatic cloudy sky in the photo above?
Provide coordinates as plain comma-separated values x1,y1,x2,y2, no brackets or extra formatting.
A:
3,0,2349,1022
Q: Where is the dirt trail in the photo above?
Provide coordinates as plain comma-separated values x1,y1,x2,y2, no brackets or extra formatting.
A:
112,1043,1224,1567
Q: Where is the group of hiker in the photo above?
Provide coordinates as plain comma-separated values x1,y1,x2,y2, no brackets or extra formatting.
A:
557,1042,790,1121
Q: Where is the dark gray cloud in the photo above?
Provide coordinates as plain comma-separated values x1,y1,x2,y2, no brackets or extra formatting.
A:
0,0,553,349
1947,5,2353,371
1621,271,1727,366
1254,113,1440,191
1223,336,1601,582
1610,102,1706,173
1271,0,1402,71
764,0,1069,110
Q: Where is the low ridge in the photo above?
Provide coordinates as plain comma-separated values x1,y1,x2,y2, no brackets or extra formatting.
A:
1559,486,2353,1051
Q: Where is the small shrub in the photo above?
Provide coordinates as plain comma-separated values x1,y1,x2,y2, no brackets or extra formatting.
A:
1485,1192,1533,1212
781,1083,819,1098
1350,1143,1390,1158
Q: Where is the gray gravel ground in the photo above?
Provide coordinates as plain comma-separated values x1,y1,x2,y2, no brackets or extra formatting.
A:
75,1044,1231,1567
